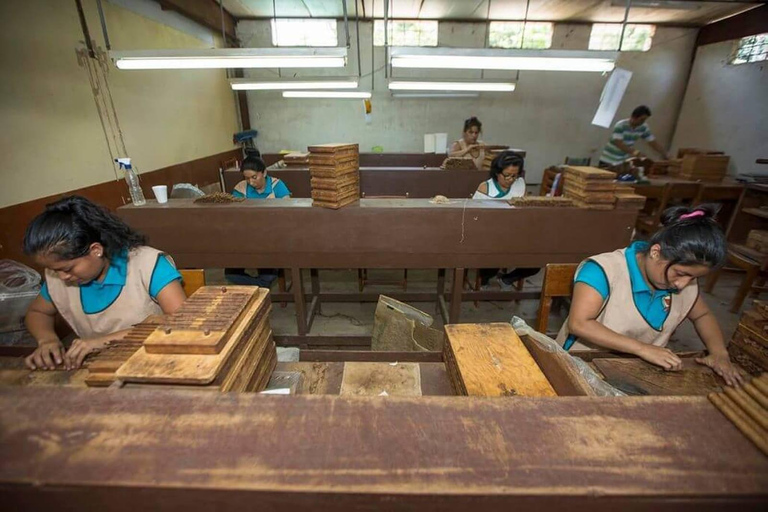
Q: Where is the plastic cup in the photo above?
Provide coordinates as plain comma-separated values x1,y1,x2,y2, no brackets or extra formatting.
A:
152,185,168,204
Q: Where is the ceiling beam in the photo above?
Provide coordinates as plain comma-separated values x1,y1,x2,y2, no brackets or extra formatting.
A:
158,0,237,42
697,4,768,46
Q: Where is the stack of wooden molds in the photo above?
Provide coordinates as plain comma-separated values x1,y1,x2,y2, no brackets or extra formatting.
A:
563,166,617,210
443,323,557,397
115,286,276,392
283,152,309,168
678,154,730,182
728,300,768,377
308,143,360,209
481,149,505,171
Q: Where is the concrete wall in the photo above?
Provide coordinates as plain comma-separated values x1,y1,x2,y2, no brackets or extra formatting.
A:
0,0,239,208
238,20,697,182
671,40,768,175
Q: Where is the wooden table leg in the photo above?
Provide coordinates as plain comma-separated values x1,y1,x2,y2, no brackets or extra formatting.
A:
291,267,308,336
310,268,321,314
436,269,448,323
449,268,464,324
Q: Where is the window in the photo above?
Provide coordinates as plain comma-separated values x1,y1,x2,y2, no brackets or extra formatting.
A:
271,19,337,47
373,20,438,46
489,22,553,49
589,24,655,52
730,33,768,64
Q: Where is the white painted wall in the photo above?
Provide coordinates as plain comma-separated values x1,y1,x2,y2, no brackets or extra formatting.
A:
671,40,768,175
238,20,697,182
0,0,239,208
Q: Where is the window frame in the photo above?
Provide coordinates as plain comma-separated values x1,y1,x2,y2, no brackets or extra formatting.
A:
588,23,656,52
488,21,554,50
373,19,439,47
270,18,338,47
729,33,768,65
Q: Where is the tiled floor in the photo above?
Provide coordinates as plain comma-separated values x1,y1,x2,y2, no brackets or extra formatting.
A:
206,268,749,351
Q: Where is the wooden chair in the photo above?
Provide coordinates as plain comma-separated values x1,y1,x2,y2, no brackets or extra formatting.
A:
693,183,746,232
535,264,578,335
564,156,590,166
358,194,408,291
636,182,702,236
179,269,205,296
705,244,768,313
464,270,524,307
221,157,239,170
539,168,564,196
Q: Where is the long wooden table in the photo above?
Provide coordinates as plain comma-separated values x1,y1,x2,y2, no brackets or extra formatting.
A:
223,167,489,199
1,386,766,510
117,199,636,343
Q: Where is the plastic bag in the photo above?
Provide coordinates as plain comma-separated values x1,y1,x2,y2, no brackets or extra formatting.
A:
0,260,41,293
510,316,625,397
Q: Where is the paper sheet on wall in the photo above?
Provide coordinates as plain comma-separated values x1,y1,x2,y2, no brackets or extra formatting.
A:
424,134,436,153
592,68,633,128
434,133,448,154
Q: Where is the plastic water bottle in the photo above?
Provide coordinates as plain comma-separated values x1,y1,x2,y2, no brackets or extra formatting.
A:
116,158,146,206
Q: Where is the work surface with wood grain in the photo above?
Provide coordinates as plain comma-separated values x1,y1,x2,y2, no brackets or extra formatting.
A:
0,387,766,510
117,198,636,269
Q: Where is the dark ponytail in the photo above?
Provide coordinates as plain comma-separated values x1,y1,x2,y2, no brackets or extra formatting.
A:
463,116,482,133
23,196,146,260
645,204,727,269
489,151,525,180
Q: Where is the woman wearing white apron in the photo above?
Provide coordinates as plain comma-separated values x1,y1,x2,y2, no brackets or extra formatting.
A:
558,205,743,386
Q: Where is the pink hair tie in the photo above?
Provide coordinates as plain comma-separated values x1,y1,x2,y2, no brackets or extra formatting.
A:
680,210,706,220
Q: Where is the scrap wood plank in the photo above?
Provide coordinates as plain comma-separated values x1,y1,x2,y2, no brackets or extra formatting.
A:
339,362,422,397
593,358,731,396
444,323,556,397
116,289,270,384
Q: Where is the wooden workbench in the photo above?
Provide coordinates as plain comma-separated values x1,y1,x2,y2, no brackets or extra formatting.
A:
222,167,489,199
0,386,766,510
117,199,637,343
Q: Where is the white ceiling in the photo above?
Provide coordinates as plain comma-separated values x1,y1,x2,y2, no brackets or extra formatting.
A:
221,0,761,26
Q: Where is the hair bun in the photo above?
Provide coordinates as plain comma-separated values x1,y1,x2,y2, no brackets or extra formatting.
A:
660,204,719,227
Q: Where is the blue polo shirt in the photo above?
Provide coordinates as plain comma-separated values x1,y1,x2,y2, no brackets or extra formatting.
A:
40,252,181,314
574,241,672,330
232,176,291,199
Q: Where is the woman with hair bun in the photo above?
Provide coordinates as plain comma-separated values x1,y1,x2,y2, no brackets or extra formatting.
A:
558,204,743,386
449,116,485,170
22,196,186,371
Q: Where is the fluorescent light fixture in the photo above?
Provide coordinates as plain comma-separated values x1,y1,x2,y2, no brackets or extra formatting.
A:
611,0,700,9
230,78,358,90
390,47,616,72
283,91,372,99
111,48,347,70
389,81,515,92
392,93,480,99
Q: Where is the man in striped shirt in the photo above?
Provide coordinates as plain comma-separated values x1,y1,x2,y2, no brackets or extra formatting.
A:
599,105,670,168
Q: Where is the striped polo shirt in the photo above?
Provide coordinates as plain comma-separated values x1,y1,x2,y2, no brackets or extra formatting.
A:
599,119,655,165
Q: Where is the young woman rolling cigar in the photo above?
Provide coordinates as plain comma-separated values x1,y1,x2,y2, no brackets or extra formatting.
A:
23,196,186,371
559,205,744,386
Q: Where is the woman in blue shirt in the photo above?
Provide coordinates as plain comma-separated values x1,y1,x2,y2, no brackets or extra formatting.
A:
228,156,291,287
23,196,186,371
558,205,743,386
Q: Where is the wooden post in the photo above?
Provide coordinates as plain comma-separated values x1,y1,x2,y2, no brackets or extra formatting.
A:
291,267,307,335
449,268,464,324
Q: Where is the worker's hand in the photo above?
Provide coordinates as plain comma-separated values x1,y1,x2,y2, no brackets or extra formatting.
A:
63,338,108,370
696,353,745,387
636,344,683,371
25,340,65,371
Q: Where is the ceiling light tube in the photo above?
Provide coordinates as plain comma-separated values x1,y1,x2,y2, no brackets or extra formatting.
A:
390,47,616,72
230,79,358,90
111,48,347,70
283,91,372,99
389,81,515,92
392,93,480,98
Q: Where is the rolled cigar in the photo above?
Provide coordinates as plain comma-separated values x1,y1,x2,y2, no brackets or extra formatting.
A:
753,377,768,396
724,386,768,430
744,382,768,409
709,393,768,455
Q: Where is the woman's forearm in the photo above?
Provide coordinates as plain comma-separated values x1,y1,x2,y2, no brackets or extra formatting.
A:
25,310,60,346
691,311,729,357
569,318,647,355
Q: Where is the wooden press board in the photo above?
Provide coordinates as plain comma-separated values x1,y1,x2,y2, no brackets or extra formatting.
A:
116,289,269,384
143,286,259,355
444,323,556,397
593,358,727,396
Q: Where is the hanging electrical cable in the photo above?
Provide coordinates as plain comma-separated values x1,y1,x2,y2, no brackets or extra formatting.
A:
354,0,362,77
95,0,111,51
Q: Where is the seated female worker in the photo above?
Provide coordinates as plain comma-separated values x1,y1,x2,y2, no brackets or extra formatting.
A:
23,195,186,371
558,205,744,387
449,116,485,171
474,151,538,290
227,156,292,287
